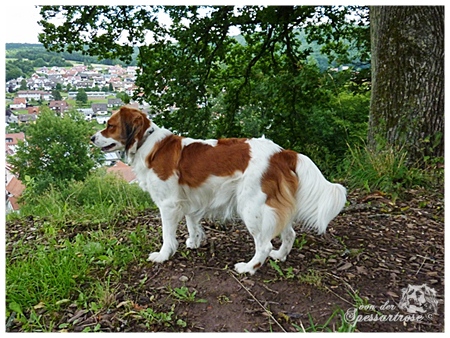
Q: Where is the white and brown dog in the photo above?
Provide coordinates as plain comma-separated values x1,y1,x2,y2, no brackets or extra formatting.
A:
91,106,346,274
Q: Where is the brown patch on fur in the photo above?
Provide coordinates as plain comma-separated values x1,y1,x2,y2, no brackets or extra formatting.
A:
178,138,251,187
101,106,150,152
253,262,262,270
146,134,183,181
261,150,299,237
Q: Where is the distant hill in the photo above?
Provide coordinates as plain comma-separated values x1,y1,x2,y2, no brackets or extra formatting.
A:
5,43,137,67
231,29,369,72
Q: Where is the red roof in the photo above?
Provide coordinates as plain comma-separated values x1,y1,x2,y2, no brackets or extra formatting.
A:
106,161,136,183
27,106,40,114
8,196,21,211
6,132,25,146
6,176,26,197
13,97,27,104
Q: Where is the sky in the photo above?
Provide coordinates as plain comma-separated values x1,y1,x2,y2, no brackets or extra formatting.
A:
3,2,447,45
1,3,238,45
3,5,42,44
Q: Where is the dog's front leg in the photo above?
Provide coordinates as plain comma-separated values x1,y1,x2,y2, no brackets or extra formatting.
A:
148,207,182,263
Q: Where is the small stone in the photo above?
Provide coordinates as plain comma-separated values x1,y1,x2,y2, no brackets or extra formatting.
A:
179,275,189,282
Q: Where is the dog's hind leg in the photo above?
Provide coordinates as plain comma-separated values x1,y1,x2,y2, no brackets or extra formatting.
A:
148,206,183,263
234,207,274,275
185,214,205,249
234,231,273,275
269,223,295,262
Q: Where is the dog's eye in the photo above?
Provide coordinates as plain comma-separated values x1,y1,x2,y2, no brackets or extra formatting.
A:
107,124,114,129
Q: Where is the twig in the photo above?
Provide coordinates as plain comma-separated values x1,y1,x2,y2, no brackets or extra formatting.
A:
261,283,279,294
228,271,286,332
415,255,431,276
324,272,360,307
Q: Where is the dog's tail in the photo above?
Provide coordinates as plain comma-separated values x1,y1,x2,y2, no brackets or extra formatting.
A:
294,154,346,234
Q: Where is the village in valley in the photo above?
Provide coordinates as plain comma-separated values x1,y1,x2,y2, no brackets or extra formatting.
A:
5,63,147,213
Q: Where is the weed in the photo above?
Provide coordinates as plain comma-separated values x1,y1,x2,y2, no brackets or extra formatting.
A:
294,233,308,250
268,259,296,279
82,324,102,332
139,305,186,329
294,308,356,332
217,294,232,304
9,169,154,225
169,286,207,303
298,269,323,288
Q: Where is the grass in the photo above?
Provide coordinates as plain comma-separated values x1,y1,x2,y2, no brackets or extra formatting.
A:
343,142,443,198
294,307,357,332
9,168,154,226
168,286,208,303
5,169,162,332
7,239,92,311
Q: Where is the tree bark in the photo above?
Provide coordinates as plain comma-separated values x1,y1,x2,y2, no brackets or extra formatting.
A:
368,6,444,164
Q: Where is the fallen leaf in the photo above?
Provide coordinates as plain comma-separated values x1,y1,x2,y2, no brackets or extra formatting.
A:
337,262,353,271
386,291,399,298
33,301,45,310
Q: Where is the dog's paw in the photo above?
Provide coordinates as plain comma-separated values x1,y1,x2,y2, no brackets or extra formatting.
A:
186,232,205,249
269,249,287,262
186,238,199,249
234,262,257,275
147,251,169,263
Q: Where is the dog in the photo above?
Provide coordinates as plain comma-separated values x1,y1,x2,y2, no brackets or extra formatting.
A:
91,106,347,274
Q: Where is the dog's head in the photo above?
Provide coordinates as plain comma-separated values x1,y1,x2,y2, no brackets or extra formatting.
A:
402,284,427,306
91,106,151,155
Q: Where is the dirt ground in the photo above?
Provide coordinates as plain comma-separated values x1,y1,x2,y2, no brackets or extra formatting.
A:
6,188,444,332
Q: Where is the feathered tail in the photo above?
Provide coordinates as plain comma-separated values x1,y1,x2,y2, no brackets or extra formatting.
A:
294,154,347,234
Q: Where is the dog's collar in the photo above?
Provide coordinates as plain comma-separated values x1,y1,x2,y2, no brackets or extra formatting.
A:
136,126,155,151
125,126,155,164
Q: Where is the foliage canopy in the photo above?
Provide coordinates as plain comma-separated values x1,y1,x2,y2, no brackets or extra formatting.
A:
38,5,370,174
8,108,103,195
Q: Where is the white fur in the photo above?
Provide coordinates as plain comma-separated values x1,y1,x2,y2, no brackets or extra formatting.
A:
295,154,347,234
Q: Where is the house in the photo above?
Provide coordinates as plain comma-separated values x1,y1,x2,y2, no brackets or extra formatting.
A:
41,92,53,101
17,90,50,101
92,103,108,115
49,100,69,114
107,98,124,108
5,176,26,213
96,116,110,124
18,114,37,124
5,109,18,125
5,132,25,155
26,106,40,115
6,79,20,92
124,102,140,110
106,160,136,183
86,92,107,98
10,97,27,110
77,108,94,121
102,151,121,166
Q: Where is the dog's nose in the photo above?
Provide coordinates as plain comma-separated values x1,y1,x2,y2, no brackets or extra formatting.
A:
90,135,96,143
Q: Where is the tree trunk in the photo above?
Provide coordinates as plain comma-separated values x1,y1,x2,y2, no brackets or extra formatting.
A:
368,6,444,164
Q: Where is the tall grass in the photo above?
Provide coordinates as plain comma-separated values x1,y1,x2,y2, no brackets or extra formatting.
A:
342,142,443,196
8,168,155,225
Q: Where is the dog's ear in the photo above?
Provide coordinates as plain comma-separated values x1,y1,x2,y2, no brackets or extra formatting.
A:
120,108,150,155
